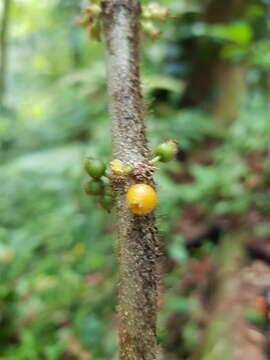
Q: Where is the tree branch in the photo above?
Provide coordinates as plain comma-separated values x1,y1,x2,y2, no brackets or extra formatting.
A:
102,1,161,359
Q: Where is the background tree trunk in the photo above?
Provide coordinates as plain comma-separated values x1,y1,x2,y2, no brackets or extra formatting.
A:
204,0,247,127
0,0,11,108
102,1,161,359
195,234,270,360
180,0,247,127
211,62,246,127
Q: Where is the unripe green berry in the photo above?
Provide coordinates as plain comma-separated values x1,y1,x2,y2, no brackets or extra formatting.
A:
154,139,178,162
84,158,106,178
84,179,104,196
99,190,115,212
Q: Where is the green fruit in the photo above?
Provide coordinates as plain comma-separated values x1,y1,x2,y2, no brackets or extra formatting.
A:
99,190,115,212
154,139,178,162
84,158,106,178
84,179,104,196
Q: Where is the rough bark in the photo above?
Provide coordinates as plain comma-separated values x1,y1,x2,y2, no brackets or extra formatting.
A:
101,1,160,359
0,0,11,108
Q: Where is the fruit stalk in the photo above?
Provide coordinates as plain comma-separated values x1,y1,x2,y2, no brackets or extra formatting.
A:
101,1,161,359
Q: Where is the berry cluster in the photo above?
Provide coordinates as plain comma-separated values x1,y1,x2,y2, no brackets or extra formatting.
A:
142,2,171,40
83,158,115,212
79,1,171,42
83,139,179,215
78,0,102,41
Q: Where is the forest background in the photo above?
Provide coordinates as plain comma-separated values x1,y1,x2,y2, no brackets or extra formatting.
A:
1,0,270,359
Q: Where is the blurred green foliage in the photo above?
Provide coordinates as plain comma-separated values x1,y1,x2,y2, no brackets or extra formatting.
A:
1,0,270,359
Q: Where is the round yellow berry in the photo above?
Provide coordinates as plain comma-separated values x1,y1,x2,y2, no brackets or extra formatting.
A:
126,184,157,215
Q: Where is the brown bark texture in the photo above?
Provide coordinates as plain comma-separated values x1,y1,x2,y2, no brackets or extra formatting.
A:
101,1,161,359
